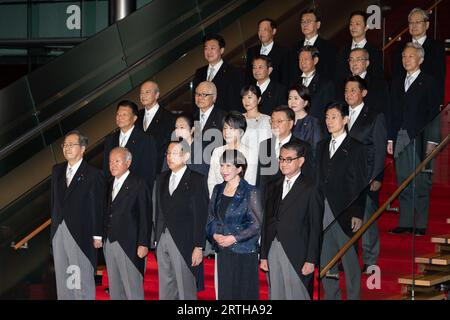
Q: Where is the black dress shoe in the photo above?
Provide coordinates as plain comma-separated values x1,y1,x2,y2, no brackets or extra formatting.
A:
388,227,412,234
412,228,426,236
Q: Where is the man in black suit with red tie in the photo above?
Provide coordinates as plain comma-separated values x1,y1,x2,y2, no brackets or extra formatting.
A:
260,141,323,300
193,33,244,112
387,43,440,236
335,11,383,83
295,8,337,81
51,131,105,300
104,147,151,300
392,8,446,104
136,81,175,174
103,100,157,194
246,18,293,88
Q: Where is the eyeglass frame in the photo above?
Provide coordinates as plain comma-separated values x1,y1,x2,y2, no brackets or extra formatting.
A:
195,92,215,98
61,143,81,149
278,155,302,164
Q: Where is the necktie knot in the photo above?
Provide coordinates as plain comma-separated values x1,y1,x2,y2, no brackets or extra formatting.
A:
66,167,73,186
330,139,337,158
207,66,215,81
305,40,311,46
169,174,177,195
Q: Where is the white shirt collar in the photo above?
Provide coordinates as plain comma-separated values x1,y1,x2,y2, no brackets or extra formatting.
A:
208,59,223,79
257,78,271,94
145,103,159,117
170,165,187,181
352,38,367,49
413,35,427,46
358,71,368,79
304,34,319,46
260,41,274,54
67,158,83,175
284,170,301,186
348,102,364,130
331,131,347,148
407,69,421,79
200,105,215,124
113,170,130,189
276,133,292,147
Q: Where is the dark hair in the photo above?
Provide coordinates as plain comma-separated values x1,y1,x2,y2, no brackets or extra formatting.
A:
117,100,139,116
298,45,320,59
301,8,322,22
219,149,247,178
289,84,311,112
240,84,262,99
203,33,226,48
175,112,194,130
222,111,247,134
272,105,295,121
258,17,277,29
281,141,307,158
252,54,273,68
168,137,191,154
349,47,370,60
325,101,349,117
349,10,368,25
65,130,88,147
344,75,368,91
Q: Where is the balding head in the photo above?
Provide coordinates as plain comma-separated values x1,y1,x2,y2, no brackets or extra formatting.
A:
109,147,132,178
195,81,217,112
140,81,160,109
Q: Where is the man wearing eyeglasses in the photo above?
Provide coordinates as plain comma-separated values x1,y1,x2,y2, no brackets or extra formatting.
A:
295,8,337,81
257,106,313,205
392,7,446,104
335,11,383,84
260,141,323,299
51,130,105,300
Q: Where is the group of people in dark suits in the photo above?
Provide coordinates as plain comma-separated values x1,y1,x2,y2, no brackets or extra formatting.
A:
50,6,445,301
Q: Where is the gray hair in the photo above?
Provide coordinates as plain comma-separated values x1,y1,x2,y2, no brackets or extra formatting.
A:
350,47,370,61
65,130,88,147
408,8,429,22
110,146,133,162
403,42,425,60
198,81,217,97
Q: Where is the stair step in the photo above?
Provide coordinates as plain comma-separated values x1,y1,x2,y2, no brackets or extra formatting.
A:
398,273,450,286
415,253,450,265
431,234,450,244
388,292,446,300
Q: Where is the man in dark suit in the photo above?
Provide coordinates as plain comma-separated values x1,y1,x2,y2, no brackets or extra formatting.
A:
335,11,383,83
297,46,335,124
317,102,367,300
295,8,337,81
154,139,209,299
246,18,293,87
51,130,105,300
193,33,244,113
345,76,387,273
257,106,313,204
387,43,440,236
392,8,446,104
104,147,151,300
103,100,157,194
260,141,323,299
136,81,175,173
251,55,287,115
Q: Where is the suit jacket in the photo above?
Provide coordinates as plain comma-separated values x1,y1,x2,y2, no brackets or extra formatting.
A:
261,174,323,293
295,36,337,81
193,61,244,112
257,135,314,204
259,80,287,115
51,160,106,267
292,114,324,157
246,43,294,87
348,104,387,182
388,71,440,160
305,72,336,123
392,37,446,103
154,168,209,280
136,106,175,173
335,41,383,82
104,173,151,275
103,126,157,192
316,135,367,237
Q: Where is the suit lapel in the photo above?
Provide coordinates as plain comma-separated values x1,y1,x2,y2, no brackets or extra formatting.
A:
112,174,131,204
169,168,191,198
64,160,87,201
349,104,369,135
125,127,140,152
213,63,227,83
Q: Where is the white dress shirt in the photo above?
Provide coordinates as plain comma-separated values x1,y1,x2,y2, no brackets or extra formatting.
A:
351,38,367,49
207,59,223,81
275,133,292,158
304,34,319,46
257,78,271,94
119,126,134,147
301,71,316,87
199,105,215,130
143,103,159,131
66,158,83,187
169,165,187,195
112,170,130,201
282,170,301,199
348,102,364,131
413,35,427,46
260,42,274,55
329,132,347,158
405,69,421,92
357,71,368,79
